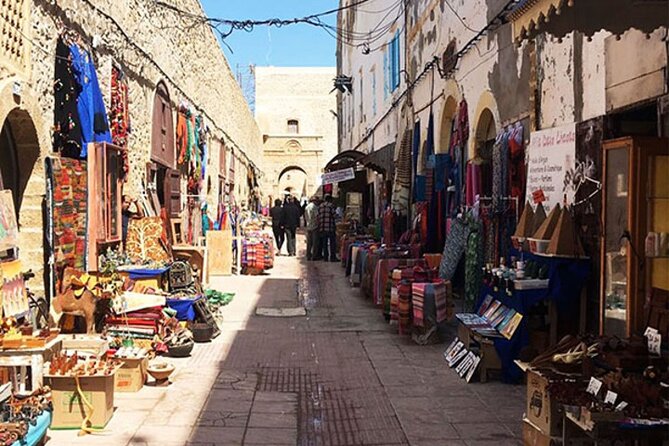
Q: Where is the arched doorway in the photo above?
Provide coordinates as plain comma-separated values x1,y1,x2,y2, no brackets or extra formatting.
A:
0,108,41,217
473,108,497,197
278,165,308,200
438,96,458,154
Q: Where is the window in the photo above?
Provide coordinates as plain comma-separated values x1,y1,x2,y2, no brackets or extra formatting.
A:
385,31,401,94
359,72,363,123
287,119,299,134
370,67,377,117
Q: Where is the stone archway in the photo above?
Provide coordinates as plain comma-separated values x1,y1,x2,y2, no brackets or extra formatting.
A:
0,79,50,291
470,90,500,160
0,108,41,214
277,165,309,199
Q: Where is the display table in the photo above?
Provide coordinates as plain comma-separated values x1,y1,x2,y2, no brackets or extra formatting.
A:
0,337,62,392
166,295,204,321
12,410,51,446
563,411,669,445
474,252,590,382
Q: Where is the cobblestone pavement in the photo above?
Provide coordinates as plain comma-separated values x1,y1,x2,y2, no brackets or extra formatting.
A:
47,234,524,445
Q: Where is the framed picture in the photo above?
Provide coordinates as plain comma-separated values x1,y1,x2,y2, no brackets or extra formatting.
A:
0,190,19,252
171,219,183,246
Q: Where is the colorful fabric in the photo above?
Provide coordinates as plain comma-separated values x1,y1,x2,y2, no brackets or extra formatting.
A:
412,283,426,327
438,217,470,280
47,157,89,271
465,222,484,312
433,280,452,323
110,65,130,178
397,280,412,335
70,42,112,157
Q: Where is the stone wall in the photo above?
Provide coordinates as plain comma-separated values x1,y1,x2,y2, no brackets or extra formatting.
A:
0,0,263,291
255,67,338,200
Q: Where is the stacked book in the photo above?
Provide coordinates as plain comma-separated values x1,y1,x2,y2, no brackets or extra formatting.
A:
455,295,523,340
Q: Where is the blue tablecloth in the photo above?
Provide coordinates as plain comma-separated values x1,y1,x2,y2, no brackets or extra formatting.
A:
121,267,169,280
476,251,590,382
166,295,203,321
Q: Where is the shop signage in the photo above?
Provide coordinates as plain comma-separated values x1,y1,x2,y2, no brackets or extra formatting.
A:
321,167,355,185
526,123,576,211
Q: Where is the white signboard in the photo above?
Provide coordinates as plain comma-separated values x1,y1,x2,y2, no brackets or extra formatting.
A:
322,167,355,185
526,123,576,211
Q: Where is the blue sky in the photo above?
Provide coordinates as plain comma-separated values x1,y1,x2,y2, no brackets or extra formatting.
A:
200,1,338,71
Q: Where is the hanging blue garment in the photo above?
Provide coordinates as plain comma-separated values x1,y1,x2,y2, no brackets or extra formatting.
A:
434,154,451,192
70,43,111,158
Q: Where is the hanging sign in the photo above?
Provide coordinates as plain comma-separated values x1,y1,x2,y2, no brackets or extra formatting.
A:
525,123,576,211
321,167,355,185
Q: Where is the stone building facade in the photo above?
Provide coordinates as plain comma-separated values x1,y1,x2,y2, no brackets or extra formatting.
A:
0,0,263,291
337,0,668,332
255,67,338,202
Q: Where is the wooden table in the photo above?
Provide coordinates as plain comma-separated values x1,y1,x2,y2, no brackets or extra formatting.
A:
0,336,62,392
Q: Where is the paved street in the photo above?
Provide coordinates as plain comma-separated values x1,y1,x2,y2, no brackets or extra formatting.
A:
47,234,524,446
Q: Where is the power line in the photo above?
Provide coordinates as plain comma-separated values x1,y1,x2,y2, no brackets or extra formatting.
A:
153,0,372,38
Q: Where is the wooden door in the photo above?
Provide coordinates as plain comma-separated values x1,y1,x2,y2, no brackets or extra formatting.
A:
151,82,175,168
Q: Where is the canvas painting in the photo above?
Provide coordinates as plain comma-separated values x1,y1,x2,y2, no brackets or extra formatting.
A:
0,259,29,317
0,190,19,252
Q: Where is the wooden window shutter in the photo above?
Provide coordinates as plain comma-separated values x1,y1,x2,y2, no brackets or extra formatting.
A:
166,168,181,218
151,82,175,168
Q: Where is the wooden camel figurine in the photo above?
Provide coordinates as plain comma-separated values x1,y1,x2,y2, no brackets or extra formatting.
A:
49,267,100,334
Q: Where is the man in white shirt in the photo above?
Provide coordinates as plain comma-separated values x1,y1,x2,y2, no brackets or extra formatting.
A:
304,197,321,260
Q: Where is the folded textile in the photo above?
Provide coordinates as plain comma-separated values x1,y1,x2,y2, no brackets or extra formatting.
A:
412,283,426,327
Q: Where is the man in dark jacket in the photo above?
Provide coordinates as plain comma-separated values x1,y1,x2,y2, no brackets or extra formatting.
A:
270,199,284,255
281,196,302,256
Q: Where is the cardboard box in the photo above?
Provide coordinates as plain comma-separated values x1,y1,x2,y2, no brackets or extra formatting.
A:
522,418,552,446
60,335,109,358
526,368,562,436
47,374,114,429
114,357,148,393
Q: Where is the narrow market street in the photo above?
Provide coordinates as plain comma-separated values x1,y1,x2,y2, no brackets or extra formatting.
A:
48,234,524,446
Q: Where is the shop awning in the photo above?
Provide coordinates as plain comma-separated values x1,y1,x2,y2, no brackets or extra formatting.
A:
360,143,395,176
509,0,669,43
324,150,366,172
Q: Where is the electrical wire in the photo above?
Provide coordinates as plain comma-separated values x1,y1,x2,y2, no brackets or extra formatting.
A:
444,0,479,33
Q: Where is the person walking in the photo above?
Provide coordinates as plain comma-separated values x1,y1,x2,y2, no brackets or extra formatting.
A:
270,199,285,255
282,196,301,256
317,194,338,262
304,197,320,260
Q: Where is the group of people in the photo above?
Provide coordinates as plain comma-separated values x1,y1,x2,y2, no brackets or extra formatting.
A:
269,194,338,262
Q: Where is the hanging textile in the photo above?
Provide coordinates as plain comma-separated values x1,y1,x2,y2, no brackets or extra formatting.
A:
53,37,83,156
110,65,130,178
70,42,111,157
438,217,470,280
465,162,483,207
492,130,510,212
46,157,89,272
464,219,484,312
392,127,413,213
412,121,424,202
508,122,526,207
446,99,469,216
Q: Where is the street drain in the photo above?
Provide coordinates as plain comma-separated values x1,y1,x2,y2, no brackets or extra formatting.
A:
257,367,363,445
255,307,306,317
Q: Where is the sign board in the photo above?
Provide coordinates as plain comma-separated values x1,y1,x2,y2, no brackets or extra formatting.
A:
322,167,355,185
525,123,576,211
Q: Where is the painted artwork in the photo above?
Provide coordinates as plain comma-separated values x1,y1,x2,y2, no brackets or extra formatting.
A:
0,260,29,318
0,190,19,252
125,217,171,264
